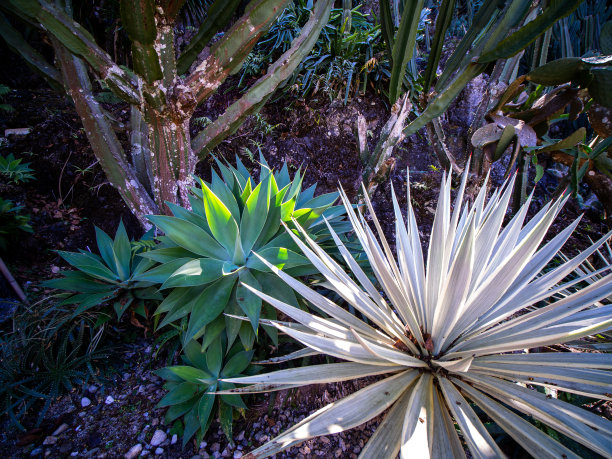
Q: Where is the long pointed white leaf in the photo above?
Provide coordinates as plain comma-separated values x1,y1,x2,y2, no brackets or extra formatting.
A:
221,362,401,390
246,370,419,458
453,378,580,459
438,377,504,459
400,373,433,459
358,387,412,459
462,372,612,457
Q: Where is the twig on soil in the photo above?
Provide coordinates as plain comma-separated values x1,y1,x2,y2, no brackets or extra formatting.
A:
0,256,29,305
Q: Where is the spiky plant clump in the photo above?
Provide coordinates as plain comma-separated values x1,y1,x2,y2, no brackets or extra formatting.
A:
223,168,612,458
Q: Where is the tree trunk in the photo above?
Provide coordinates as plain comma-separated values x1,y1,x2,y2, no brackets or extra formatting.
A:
146,111,195,214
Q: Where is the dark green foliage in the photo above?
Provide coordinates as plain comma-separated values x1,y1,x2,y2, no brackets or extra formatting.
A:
239,2,397,104
0,153,35,184
0,300,111,430
0,197,32,251
43,221,163,320
155,339,257,445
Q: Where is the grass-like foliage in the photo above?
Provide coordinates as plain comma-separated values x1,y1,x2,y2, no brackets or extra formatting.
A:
0,300,110,430
225,167,612,458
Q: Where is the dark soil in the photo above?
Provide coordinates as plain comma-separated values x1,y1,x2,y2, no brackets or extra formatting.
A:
0,49,610,459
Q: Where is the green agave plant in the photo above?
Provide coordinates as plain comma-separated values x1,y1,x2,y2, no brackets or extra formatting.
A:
155,339,257,446
223,166,612,458
43,222,162,319
141,155,348,351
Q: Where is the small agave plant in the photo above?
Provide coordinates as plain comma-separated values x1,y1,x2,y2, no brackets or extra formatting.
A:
44,222,162,319
223,168,612,458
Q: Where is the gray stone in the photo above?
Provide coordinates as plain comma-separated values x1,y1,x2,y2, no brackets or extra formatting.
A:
104,395,114,405
52,423,69,436
30,447,43,456
42,436,58,446
150,429,167,447
81,397,91,407
233,452,243,459
154,448,163,456
125,444,143,459
170,434,178,445
88,385,98,393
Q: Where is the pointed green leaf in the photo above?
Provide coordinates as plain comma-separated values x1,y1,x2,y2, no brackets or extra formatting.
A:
221,350,254,377
56,251,118,282
201,181,240,256
161,258,225,289
168,366,213,384
184,275,237,343
148,215,227,260
240,175,271,255
132,258,194,284
113,221,132,281
156,382,199,407
389,0,425,103
236,270,262,332
206,338,223,377
94,226,115,271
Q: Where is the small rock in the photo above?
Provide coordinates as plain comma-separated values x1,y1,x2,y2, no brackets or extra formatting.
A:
199,441,207,449
81,397,91,407
319,436,330,444
233,452,242,459
104,395,114,405
125,444,143,459
71,452,79,457
154,447,164,455
51,266,60,274
150,430,167,447
43,436,58,446
88,385,98,393
140,450,150,457
236,431,245,442
170,434,177,445
211,443,220,452
52,423,69,436
30,447,43,456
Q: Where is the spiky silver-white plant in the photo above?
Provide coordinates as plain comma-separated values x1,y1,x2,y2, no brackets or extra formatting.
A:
222,168,612,458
